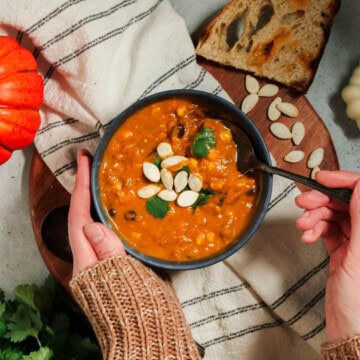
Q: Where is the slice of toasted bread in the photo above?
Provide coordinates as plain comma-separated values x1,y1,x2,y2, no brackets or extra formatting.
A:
195,0,340,93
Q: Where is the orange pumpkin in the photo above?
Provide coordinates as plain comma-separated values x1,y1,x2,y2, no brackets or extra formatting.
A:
0,36,44,165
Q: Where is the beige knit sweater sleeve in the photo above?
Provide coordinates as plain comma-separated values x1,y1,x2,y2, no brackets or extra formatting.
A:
70,255,201,360
322,334,360,359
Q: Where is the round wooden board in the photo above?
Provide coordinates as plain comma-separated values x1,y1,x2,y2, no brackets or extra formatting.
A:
29,59,339,293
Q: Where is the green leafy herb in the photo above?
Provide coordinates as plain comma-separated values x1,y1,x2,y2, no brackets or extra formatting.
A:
23,347,53,360
191,128,216,158
176,165,190,175
0,276,101,359
146,196,169,218
191,189,216,210
153,156,162,168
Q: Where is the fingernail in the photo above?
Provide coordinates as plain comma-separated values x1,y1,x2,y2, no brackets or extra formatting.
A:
84,223,104,243
302,229,314,242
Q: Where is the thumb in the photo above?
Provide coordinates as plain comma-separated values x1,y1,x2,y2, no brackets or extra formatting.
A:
83,223,126,260
349,179,360,256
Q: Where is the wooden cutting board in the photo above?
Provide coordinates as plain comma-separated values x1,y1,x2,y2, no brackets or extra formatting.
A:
29,58,339,293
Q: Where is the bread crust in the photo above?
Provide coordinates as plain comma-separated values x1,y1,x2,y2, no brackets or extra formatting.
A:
196,0,341,93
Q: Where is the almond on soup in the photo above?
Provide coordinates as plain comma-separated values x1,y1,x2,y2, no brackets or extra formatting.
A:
98,98,258,261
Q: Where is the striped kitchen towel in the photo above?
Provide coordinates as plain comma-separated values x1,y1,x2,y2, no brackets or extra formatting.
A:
0,1,327,359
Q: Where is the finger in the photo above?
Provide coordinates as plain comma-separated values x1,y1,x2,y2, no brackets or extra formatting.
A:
348,179,360,257
68,149,98,276
295,190,331,210
296,206,350,238
300,220,347,254
83,223,126,260
296,207,342,230
316,170,360,189
69,149,93,223
295,190,348,212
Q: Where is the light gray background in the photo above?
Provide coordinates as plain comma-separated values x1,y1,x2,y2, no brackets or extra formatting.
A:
0,1,359,296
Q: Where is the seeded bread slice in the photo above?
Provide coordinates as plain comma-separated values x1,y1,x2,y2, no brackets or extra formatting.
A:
195,0,340,93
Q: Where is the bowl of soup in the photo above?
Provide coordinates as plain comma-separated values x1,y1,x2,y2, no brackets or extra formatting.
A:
91,90,272,270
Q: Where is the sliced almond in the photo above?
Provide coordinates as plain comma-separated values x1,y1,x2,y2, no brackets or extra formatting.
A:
137,185,161,199
291,122,305,145
258,84,279,97
157,142,173,159
188,173,203,192
142,162,160,182
267,97,282,121
241,93,259,113
284,150,305,163
307,148,324,168
160,168,174,190
158,189,177,202
176,190,199,207
161,155,187,169
270,123,292,139
174,170,188,193
276,102,299,118
310,166,320,180
245,75,260,94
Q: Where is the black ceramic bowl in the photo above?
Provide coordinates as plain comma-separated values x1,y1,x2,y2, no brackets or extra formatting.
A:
91,89,272,270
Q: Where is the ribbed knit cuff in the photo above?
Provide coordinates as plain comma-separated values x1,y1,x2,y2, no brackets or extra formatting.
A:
70,255,201,360
322,333,360,359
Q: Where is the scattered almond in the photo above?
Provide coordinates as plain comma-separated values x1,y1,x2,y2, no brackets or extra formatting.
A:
137,185,161,199
245,75,260,94
161,155,187,169
276,102,299,118
310,166,320,180
270,123,292,139
157,142,173,159
158,189,177,202
174,170,188,193
188,173,203,192
160,168,173,190
241,93,259,113
307,148,324,168
291,122,305,145
142,162,160,182
267,97,282,121
177,190,199,207
284,150,305,163
258,84,279,97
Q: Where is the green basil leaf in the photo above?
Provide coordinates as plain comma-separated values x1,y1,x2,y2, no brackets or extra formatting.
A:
153,156,162,168
191,128,216,158
146,196,169,218
176,165,190,175
191,189,215,210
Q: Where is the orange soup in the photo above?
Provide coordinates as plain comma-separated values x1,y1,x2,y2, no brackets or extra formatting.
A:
98,98,258,261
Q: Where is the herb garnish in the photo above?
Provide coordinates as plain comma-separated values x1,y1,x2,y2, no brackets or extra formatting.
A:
191,189,215,210
176,165,190,175
146,196,169,218
191,128,216,158
153,156,162,168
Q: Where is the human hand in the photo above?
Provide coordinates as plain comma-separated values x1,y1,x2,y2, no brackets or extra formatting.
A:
295,170,360,343
68,149,125,277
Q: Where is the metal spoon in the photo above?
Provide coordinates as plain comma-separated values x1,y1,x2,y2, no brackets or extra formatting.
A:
226,121,353,204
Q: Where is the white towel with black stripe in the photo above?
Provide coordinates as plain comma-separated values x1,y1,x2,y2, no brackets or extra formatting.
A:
0,1,328,359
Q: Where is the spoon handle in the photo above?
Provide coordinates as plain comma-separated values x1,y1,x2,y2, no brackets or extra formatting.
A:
260,163,353,204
